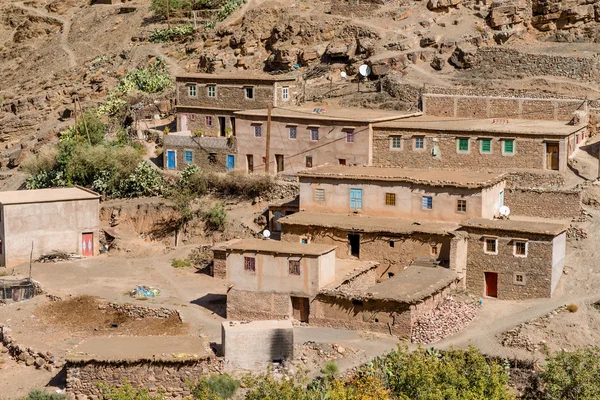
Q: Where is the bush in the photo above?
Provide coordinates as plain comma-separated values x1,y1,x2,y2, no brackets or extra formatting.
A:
171,258,192,268
567,303,579,313
118,58,172,94
203,202,226,231
149,24,195,43
24,390,68,400
179,170,275,200
97,382,163,399
192,374,238,399
542,347,600,400
22,147,58,176
321,360,340,380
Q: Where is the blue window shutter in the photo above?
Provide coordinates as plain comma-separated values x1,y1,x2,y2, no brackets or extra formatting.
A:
350,188,363,209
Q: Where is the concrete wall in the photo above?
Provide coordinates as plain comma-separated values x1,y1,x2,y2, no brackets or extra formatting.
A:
551,233,566,293
226,250,335,297
235,116,372,174
1,199,99,267
372,128,580,173
66,361,211,400
505,189,581,219
299,178,503,222
464,229,556,300
281,225,452,278
222,320,293,369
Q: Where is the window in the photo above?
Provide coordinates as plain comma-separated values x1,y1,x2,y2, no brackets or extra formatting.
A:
190,114,196,121
305,156,313,168
350,188,363,210
457,138,469,152
503,139,515,154
431,244,438,256
262,156,267,164
422,196,433,210
244,257,256,272
188,85,197,97
208,153,217,164
385,193,396,206
456,199,467,213
288,260,300,275
415,136,424,149
205,116,213,127
514,241,527,257
346,131,355,143
484,238,498,254
315,188,325,202
301,237,308,244
282,87,289,101
391,136,402,149
244,87,254,99
207,85,216,98
254,125,262,138
513,273,526,286
184,150,193,163
481,139,491,153
289,126,297,139
389,241,395,248
310,128,319,141
339,159,346,166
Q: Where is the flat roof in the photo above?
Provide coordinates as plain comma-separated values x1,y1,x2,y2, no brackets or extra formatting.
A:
66,336,211,363
297,166,505,188
279,212,459,235
320,265,458,304
223,238,337,256
234,107,421,123
0,187,100,205
323,259,380,290
460,218,568,236
373,116,584,136
176,73,297,82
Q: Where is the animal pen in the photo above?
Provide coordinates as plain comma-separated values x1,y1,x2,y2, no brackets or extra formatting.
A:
0,278,39,302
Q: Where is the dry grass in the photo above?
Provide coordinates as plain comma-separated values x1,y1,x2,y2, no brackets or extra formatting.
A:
567,304,579,313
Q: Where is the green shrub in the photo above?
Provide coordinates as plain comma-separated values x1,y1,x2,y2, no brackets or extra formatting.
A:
192,374,238,399
178,171,275,200
151,0,223,18
118,58,172,94
24,390,68,400
321,360,340,381
98,382,163,399
542,347,600,400
215,0,243,22
171,258,192,268
149,24,195,43
203,202,226,231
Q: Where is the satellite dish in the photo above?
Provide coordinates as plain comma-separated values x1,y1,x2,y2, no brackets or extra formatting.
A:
340,71,347,80
499,206,511,217
263,229,271,239
358,64,371,77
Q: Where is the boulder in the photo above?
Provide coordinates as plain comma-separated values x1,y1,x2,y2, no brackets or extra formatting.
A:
427,0,461,11
430,54,446,71
34,357,45,368
449,44,478,69
487,3,522,29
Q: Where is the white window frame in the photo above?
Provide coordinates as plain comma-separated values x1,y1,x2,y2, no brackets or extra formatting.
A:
484,237,498,255
207,85,216,98
391,136,402,150
282,86,289,101
244,86,255,100
315,188,325,202
188,85,197,97
513,272,526,286
513,241,528,258
414,136,425,150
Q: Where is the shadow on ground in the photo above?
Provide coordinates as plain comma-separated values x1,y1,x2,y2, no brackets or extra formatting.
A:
191,293,227,318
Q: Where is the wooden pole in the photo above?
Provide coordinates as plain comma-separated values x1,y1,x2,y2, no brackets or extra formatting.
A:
74,97,78,141
77,97,92,145
28,242,33,280
167,0,171,29
265,103,272,174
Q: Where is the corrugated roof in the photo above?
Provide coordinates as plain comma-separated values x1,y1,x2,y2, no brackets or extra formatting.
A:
0,187,99,205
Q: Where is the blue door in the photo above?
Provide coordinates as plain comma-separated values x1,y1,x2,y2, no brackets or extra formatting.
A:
350,188,362,210
226,155,235,171
167,150,176,170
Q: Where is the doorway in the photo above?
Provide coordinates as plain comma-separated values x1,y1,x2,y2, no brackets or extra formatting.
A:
275,154,284,173
246,154,254,173
484,272,498,298
546,143,559,170
218,116,226,137
180,114,188,131
166,150,176,170
82,233,94,257
230,117,236,136
226,155,235,171
291,297,309,323
348,234,360,258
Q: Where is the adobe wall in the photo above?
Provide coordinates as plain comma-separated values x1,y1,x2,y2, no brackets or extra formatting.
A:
227,289,292,321
422,93,585,121
505,189,581,219
281,226,452,278
176,109,236,137
162,140,230,172
212,250,227,279
372,130,554,171
409,281,457,322
66,361,212,400
464,229,554,300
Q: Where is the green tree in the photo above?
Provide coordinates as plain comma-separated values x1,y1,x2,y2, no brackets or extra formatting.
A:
542,347,600,400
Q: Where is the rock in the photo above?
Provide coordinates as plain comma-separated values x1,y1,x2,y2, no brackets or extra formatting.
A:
430,55,446,71
420,35,438,48
449,44,478,69
487,3,522,29
44,364,53,372
427,0,461,11
34,357,45,368
18,352,27,361
25,356,35,366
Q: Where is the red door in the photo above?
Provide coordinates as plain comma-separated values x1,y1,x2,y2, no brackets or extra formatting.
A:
82,233,93,257
485,272,498,298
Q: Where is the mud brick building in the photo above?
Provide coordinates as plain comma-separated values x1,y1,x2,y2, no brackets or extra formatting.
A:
234,107,419,174
0,187,100,268
372,116,587,173
460,218,567,300
175,73,298,137
163,132,234,172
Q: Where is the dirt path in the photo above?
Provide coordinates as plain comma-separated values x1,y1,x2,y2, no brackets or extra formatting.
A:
12,2,77,69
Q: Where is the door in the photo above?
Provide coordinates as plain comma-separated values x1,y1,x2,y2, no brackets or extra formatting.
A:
485,272,498,298
219,116,226,137
180,114,188,132
291,296,309,323
350,188,362,210
546,143,559,170
275,154,284,173
348,233,360,258
167,150,176,170
246,154,254,173
230,117,236,136
226,155,235,171
82,233,94,257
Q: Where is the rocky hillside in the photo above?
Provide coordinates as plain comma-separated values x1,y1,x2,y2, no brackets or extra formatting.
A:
1,0,600,170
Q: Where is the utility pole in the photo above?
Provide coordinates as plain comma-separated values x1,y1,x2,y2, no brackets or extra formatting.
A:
265,103,272,174
167,0,171,29
76,96,92,145
73,97,78,141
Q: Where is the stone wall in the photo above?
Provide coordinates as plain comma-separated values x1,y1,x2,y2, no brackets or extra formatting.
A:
98,302,182,321
212,251,227,279
66,361,213,399
227,289,291,321
505,188,581,219
0,324,64,372
330,0,398,16
504,171,565,189
464,229,555,300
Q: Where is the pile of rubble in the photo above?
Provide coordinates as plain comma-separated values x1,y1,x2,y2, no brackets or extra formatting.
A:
411,298,480,344
98,302,181,321
501,306,567,353
572,209,592,223
37,251,82,263
567,225,587,240
0,325,64,372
